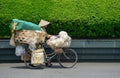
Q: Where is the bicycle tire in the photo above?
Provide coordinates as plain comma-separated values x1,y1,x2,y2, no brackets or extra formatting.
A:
57,49,78,68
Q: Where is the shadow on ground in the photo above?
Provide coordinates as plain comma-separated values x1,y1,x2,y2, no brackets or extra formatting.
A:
11,64,65,70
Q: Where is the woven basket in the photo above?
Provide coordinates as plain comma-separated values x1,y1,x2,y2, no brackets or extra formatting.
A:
31,49,44,65
14,30,46,44
21,53,31,61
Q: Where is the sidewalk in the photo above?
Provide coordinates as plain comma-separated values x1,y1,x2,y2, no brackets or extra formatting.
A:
0,63,120,78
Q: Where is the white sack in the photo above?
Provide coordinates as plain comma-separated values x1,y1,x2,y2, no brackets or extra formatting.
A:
9,34,16,46
15,46,25,56
47,31,71,49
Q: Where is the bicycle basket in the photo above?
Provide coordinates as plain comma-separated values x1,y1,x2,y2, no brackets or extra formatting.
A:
54,48,63,54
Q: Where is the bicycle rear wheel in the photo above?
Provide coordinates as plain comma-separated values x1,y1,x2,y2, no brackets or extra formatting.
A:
57,49,78,68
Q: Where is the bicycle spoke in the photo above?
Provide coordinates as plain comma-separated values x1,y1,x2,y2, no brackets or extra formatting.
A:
57,49,78,68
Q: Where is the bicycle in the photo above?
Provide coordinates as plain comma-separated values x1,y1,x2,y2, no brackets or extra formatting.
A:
23,43,78,69
9,19,78,69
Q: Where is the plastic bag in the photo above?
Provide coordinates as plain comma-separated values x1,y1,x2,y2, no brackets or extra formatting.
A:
29,42,37,51
46,36,64,49
62,36,71,47
15,46,25,56
47,31,72,49
9,34,16,46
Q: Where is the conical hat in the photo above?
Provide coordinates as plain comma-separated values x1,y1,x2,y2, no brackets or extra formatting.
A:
39,19,50,27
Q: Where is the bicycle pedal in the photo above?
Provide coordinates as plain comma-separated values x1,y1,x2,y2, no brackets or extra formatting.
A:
45,63,52,67
48,64,52,67
29,64,36,67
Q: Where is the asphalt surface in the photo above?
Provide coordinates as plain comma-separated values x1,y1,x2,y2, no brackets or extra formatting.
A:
0,63,120,78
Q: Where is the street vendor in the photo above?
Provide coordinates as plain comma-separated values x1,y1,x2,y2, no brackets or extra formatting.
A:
39,19,52,39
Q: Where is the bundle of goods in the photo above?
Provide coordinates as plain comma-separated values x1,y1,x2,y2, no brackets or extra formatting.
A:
46,31,71,51
9,19,46,55
9,19,50,64
9,19,42,31
14,30,46,50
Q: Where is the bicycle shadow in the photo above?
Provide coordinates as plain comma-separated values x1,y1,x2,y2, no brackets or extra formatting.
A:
11,66,30,69
47,65,63,69
11,64,65,70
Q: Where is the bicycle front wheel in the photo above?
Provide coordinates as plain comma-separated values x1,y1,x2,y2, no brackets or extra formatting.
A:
57,49,78,68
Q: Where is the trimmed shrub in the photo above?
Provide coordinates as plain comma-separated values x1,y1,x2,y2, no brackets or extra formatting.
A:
0,0,120,39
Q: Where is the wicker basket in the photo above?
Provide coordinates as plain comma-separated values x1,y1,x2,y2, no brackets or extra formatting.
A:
31,49,44,65
21,53,31,61
14,30,46,44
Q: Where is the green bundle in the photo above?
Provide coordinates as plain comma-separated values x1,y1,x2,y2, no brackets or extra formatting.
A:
9,19,41,31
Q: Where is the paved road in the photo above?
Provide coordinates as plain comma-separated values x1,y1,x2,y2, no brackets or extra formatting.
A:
0,63,120,78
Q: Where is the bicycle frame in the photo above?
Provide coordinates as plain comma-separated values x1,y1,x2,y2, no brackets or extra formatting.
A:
44,46,71,62
23,43,78,68
44,50,57,61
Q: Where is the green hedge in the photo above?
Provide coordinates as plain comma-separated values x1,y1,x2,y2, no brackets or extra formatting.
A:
0,0,120,39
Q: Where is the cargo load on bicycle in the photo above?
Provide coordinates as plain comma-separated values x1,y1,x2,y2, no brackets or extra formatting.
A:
46,31,71,53
9,19,49,65
9,19,77,69
9,19,48,46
